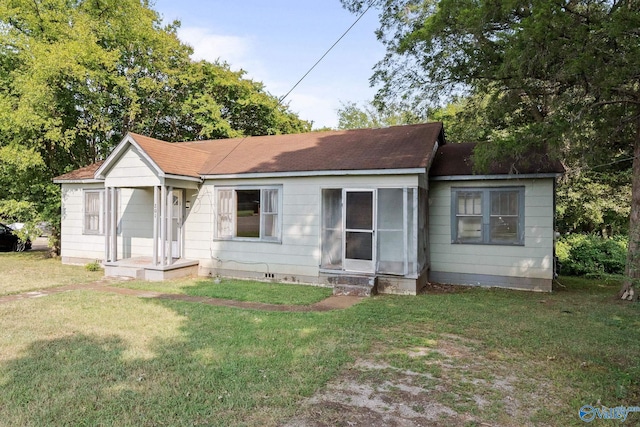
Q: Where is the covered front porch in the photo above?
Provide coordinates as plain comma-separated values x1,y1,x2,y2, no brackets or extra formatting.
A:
101,183,199,281
92,135,204,281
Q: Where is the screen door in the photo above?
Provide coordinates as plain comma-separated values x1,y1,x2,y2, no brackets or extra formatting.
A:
171,190,182,258
343,190,375,272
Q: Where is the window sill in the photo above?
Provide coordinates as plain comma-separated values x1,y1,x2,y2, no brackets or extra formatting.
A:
452,241,525,247
214,237,282,244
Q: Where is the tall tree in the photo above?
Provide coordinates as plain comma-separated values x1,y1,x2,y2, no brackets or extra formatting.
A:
336,100,427,129
343,0,640,299
0,0,310,251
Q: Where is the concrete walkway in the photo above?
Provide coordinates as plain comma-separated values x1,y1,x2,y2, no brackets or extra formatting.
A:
0,277,363,312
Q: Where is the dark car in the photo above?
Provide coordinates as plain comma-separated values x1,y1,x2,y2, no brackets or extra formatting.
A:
0,223,31,251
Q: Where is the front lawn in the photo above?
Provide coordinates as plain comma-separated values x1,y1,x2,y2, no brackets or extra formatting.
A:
0,250,102,296
0,253,638,426
116,277,333,306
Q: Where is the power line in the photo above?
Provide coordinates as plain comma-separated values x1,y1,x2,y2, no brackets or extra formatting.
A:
208,2,377,172
278,1,376,105
590,156,635,170
568,155,636,175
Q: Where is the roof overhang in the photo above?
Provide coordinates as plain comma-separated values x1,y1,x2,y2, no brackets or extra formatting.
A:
52,178,104,184
430,173,563,181
164,173,203,183
201,168,427,180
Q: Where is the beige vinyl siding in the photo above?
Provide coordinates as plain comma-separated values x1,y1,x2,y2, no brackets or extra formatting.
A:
104,147,160,188
185,174,419,279
429,179,555,281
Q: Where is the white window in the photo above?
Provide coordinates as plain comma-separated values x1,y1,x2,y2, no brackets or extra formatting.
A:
83,189,104,234
452,187,524,245
215,186,281,241
455,191,483,242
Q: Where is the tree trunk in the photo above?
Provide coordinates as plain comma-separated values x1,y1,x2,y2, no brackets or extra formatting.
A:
619,116,640,300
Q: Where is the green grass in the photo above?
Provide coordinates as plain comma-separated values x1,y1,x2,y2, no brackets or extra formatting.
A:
0,291,350,426
0,253,639,426
0,250,103,296
116,278,333,305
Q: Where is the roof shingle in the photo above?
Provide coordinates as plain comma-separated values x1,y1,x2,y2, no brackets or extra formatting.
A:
429,143,565,177
194,123,444,175
53,161,104,181
130,133,211,178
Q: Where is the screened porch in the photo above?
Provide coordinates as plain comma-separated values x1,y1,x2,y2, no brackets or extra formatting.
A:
320,187,427,278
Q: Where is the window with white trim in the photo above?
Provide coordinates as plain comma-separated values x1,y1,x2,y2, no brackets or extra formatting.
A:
452,187,524,245
83,189,104,234
215,186,281,241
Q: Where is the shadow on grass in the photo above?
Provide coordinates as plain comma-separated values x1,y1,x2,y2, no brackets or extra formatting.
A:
0,334,140,425
0,300,354,426
1,279,639,426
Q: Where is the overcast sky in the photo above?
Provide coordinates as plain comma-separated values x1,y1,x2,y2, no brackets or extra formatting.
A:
152,0,385,129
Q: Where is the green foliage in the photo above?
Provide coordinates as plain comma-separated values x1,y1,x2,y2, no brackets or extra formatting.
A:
428,93,496,143
0,0,311,253
556,170,631,235
342,0,640,294
340,0,640,173
84,261,102,272
556,234,628,277
336,100,427,130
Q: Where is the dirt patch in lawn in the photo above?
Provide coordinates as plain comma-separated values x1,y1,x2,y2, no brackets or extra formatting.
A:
284,334,563,427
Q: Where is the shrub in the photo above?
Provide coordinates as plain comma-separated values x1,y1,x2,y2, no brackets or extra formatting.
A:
85,261,102,272
557,234,627,277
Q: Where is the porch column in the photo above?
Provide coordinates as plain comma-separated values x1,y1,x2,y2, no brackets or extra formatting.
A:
110,187,118,262
153,185,159,266
167,186,173,266
104,186,110,262
160,185,167,267
104,186,118,263
403,188,408,275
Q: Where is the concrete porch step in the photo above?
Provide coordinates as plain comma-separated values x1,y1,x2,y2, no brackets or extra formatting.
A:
103,258,199,281
104,265,145,280
329,275,378,297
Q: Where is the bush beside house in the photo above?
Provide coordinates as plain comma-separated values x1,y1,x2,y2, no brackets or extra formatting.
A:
556,234,627,277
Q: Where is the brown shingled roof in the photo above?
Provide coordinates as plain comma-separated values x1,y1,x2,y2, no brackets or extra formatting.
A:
196,123,444,175
129,133,210,178
55,123,446,182
429,143,564,177
53,161,104,181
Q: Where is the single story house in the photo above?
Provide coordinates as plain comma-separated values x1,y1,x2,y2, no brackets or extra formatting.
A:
54,123,564,294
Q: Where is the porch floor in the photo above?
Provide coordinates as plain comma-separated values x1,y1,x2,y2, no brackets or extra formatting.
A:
104,257,199,281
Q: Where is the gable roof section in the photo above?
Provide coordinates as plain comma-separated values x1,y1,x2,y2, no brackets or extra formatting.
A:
92,133,210,181
429,143,565,178
131,133,210,178
194,123,444,176
54,123,446,182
